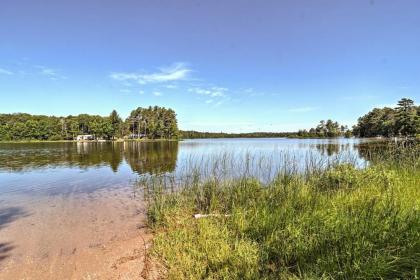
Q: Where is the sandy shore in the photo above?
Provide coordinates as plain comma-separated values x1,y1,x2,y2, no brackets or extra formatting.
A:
0,187,159,279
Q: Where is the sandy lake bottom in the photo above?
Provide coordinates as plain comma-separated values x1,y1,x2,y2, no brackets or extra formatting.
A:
0,186,158,280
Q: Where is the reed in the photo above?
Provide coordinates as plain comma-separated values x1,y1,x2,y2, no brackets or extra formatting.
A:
143,141,420,279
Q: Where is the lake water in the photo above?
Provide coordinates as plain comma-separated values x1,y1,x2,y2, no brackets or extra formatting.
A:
0,138,379,278
0,138,377,199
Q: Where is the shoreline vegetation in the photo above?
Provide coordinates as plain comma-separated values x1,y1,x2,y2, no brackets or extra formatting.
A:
0,138,181,144
144,141,419,279
0,98,418,142
0,106,179,142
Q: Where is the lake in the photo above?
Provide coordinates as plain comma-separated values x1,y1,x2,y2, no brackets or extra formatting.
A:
0,138,378,278
0,138,376,198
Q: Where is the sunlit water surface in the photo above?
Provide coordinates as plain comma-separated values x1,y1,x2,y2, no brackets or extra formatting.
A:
0,138,379,200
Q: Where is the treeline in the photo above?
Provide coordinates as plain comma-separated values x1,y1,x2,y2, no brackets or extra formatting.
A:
353,98,419,137
127,106,178,139
297,120,351,138
180,131,297,139
181,121,351,139
0,106,178,141
1,98,418,141
180,98,418,140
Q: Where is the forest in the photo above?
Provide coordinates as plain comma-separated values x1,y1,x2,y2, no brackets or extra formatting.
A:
181,120,351,139
0,106,179,141
353,98,419,137
296,120,351,138
179,131,297,139
0,98,418,141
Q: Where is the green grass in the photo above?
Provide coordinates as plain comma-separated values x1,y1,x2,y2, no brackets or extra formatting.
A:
145,142,420,279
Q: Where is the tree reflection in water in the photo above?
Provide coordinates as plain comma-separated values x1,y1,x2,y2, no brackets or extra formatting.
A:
314,143,354,157
123,141,178,175
0,141,179,176
0,140,392,177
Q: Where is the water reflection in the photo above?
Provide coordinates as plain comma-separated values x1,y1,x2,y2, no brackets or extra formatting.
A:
0,138,384,196
313,143,354,156
123,141,178,174
0,139,382,175
355,140,412,162
0,141,179,175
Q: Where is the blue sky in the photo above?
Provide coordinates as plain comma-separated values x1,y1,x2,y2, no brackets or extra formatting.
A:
0,0,419,132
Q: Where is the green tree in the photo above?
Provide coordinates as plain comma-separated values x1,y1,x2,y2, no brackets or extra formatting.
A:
395,98,418,136
109,110,122,139
353,98,418,137
126,106,179,139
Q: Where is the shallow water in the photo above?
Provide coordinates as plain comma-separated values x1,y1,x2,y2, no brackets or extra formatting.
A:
0,138,378,279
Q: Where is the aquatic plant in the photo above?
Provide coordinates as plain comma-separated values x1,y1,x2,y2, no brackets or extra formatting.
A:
143,142,420,279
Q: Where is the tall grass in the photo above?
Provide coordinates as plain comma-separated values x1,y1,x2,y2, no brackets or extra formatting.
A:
143,141,420,279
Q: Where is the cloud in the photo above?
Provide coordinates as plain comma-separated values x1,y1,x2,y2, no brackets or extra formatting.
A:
139,90,145,95
213,100,225,107
36,66,66,80
0,68,13,75
110,62,191,85
188,86,228,98
287,106,317,113
233,87,265,97
188,85,231,107
153,91,162,96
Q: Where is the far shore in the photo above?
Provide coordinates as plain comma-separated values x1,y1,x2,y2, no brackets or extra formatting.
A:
0,138,181,144
0,136,412,144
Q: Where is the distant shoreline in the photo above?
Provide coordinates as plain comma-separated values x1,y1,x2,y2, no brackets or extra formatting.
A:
0,138,180,144
0,136,405,144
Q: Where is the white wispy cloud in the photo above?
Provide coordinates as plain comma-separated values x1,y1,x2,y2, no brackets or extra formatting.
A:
213,100,225,107
139,90,145,95
188,86,228,98
153,91,162,96
287,106,317,113
235,87,265,97
0,68,13,75
36,66,67,80
110,62,191,85
188,86,230,106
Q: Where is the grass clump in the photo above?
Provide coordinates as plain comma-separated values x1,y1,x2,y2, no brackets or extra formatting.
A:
146,143,420,279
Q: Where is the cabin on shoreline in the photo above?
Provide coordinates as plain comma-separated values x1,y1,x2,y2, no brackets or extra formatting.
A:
76,134,95,141
127,133,147,139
